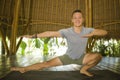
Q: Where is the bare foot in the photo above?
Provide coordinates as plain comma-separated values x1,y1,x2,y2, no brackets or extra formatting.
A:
11,67,26,73
80,69,94,77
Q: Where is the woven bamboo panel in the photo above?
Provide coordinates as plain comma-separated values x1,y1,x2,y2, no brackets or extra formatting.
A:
93,0,120,39
18,0,85,31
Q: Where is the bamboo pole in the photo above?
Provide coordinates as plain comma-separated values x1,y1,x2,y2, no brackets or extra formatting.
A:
16,0,33,52
85,0,93,27
88,0,93,27
0,24,9,54
85,0,93,52
85,0,89,27
10,0,21,55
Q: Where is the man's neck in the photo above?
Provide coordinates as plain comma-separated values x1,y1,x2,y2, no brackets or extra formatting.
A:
73,26,83,33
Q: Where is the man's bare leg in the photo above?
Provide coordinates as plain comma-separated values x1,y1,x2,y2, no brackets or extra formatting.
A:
80,53,102,77
11,57,63,73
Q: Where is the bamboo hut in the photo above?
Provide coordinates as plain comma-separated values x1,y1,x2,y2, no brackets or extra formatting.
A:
0,0,120,80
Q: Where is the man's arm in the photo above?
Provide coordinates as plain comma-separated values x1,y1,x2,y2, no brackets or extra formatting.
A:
91,29,107,36
21,31,62,38
37,31,62,37
82,29,107,38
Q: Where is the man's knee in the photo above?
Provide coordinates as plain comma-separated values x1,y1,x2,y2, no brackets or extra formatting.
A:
93,53,102,61
96,53,102,59
86,53,102,59
87,53,102,61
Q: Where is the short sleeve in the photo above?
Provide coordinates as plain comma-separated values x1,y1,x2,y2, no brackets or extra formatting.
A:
58,29,66,38
86,28,94,33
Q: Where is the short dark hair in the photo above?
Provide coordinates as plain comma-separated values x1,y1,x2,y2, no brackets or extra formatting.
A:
72,9,82,17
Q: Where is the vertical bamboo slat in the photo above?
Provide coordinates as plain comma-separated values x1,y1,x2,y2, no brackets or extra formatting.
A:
88,0,92,27
1,0,6,16
85,0,89,27
10,0,21,55
85,0,93,27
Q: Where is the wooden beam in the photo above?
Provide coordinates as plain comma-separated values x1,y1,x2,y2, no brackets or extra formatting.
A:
10,0,21,55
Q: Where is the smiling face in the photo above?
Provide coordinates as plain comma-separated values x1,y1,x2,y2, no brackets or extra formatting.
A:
72,12,84,27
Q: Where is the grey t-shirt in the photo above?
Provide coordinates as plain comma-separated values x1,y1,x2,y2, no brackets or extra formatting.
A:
59,27,94,59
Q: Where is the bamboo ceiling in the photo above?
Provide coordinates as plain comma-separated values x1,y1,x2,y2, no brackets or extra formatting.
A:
0,0,120,39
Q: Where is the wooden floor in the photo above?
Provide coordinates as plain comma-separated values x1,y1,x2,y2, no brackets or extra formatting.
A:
0,54,120,78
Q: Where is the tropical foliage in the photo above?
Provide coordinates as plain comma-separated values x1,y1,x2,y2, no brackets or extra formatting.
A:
17,37,67,59
0,38,119,57
92,39,120,57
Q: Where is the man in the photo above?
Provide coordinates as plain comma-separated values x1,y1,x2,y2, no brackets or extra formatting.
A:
11,10,107,77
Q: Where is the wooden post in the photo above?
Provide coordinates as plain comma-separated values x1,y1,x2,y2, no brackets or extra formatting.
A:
1,27,6,55
10,0,21,55
0,23,9,54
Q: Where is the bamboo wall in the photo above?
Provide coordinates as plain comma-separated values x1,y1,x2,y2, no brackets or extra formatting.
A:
93,0,120,39
0,0,120,38
18,0,86,35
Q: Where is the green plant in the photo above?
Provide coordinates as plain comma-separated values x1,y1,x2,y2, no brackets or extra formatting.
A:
34,38,41,48
41,37,51,56
92,39,120,57
20,41,27,55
